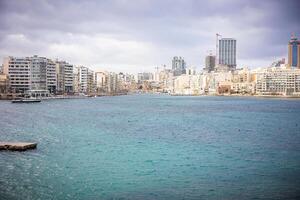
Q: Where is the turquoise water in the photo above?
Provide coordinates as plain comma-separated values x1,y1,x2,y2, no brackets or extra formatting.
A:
0,95,300,199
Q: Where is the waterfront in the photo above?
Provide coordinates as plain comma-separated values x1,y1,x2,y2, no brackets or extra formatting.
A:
0,95,300,199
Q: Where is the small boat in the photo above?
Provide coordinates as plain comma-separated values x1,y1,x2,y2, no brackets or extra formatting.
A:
11,98,41,103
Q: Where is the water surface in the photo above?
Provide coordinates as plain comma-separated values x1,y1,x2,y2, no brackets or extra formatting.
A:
0,95,300,199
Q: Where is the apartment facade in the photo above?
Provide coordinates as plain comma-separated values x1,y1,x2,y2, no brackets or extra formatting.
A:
56,61,73,94
256,67,300,95
3,55,57,93
77,66,95,94
107,72,118,94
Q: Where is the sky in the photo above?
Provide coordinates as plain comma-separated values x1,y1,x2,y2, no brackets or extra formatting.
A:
0,0,300,73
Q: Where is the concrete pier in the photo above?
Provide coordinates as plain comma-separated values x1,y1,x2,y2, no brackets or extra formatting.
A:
0,142,37,151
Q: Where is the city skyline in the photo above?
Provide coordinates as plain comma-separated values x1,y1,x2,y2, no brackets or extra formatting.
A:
0,0,300,73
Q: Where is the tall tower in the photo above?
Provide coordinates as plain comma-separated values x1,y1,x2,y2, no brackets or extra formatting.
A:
288,33,300,68
172,56,186,76
218,38,237,70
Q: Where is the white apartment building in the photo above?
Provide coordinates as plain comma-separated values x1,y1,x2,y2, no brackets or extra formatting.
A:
78,66,88,93
173,74,201,95
77,66,95,94
3,55,57,93
256,67,300,95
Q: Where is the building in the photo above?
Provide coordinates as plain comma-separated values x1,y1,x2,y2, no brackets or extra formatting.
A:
204,54,216,72
56,61,73,94
172,56,186,76
78,66,88,93
271,58,285,67
231,68,255,94
288,34,300,68
107,72,118,94
185,68,196,75
73,67,80,94
118,72,135,92
218,38,237,70
87,69,95,94
173,74,201,95
95,71,107,92
256,67,300,96
3,56,31,93
77,66,95,94
157,68,173,92
46,59,57,93
3,55,57,93
0,74,9,94
137,72,153,84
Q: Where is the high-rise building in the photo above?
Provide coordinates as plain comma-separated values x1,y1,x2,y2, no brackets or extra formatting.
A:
172,56,186,76
56,61,73,94
3,55,56,93
288,34,300,68
204,54,216,72
218,38,237,70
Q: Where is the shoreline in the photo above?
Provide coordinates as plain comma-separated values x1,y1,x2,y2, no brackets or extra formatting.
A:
1,93,300,100
0,93,128,101
166,93,300,99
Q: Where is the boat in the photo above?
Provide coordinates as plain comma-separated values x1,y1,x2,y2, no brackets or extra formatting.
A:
11,98,41,103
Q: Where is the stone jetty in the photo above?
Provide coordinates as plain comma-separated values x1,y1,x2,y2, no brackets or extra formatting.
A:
0,142,37,151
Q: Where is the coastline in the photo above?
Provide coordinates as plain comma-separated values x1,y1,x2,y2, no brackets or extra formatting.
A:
168,93,300,99
0,92,128,101
1,92,300,101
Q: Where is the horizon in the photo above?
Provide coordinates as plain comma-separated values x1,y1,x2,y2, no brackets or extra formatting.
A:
0,0,300,73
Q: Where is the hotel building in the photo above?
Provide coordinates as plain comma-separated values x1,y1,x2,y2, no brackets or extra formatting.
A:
288,34,300,68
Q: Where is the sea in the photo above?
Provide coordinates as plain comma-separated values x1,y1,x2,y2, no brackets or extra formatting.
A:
0,94,300,199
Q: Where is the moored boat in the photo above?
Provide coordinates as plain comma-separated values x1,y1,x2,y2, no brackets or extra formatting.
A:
11,98,41,103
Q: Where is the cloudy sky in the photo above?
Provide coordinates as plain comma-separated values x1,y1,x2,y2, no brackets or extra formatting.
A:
0,0,300,73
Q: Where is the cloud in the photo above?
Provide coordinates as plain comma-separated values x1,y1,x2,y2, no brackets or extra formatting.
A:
0,0,299,73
